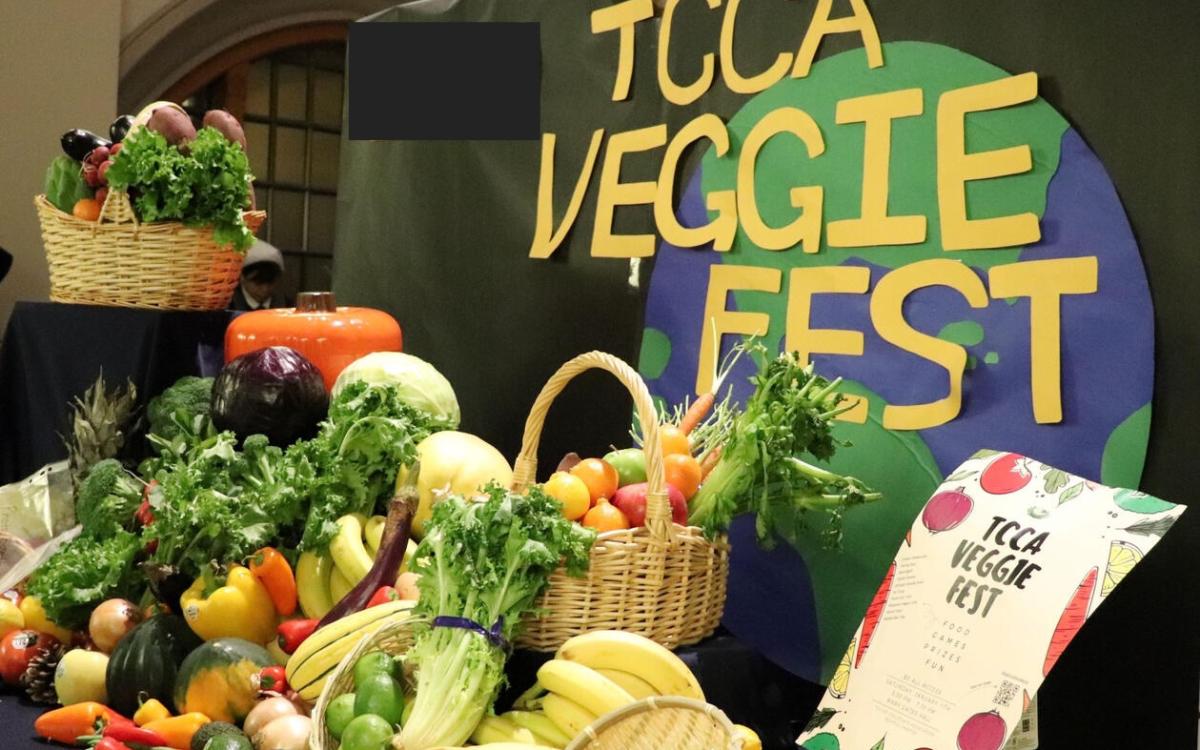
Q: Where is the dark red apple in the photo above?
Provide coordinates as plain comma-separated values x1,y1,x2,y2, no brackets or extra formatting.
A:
612,482,688,527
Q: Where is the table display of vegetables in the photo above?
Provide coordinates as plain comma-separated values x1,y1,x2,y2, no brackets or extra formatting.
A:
44,101,256,250
1,336,875,750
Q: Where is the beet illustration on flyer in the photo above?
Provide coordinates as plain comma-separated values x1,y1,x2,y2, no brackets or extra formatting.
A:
796,449,1185,750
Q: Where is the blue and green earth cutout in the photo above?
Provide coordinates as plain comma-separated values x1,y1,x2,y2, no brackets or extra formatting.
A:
637,42,1153,682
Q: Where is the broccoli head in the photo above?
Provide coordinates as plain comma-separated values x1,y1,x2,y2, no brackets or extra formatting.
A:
146,376,214,441
76,458,145,537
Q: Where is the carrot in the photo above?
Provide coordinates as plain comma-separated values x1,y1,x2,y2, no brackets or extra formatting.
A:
249,547,298,617
855,561,896,668
1042,567,1097,676
35,702,126,744
699,446,722,480
679,392,716,435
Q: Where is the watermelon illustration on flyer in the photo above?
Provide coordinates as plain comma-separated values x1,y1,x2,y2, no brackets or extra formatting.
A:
794,451,1184,750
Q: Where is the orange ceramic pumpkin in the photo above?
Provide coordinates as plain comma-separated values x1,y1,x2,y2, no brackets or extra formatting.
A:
225,292,402,390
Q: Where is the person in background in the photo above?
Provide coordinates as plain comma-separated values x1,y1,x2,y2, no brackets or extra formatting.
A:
229,239,291,310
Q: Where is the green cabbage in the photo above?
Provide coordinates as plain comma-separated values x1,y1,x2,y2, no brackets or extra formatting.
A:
44,156,92,213
332,352,460,428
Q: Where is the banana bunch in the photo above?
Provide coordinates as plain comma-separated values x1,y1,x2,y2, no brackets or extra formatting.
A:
295,512,418,619
497,630,706,747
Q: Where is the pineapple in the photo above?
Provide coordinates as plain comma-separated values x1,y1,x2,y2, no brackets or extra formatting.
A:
63,372,138,487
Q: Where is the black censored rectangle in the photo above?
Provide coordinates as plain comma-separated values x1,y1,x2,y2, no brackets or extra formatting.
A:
348,21,540,140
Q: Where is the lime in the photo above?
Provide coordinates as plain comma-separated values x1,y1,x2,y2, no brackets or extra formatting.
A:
340,714,394,750
355,673,405,725
353,650,398,687
325,692,356,739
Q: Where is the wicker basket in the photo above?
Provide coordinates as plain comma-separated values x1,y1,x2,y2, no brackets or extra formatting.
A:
566,696,741,750
512,351,729,651
309,615,421,750
34,190,265,310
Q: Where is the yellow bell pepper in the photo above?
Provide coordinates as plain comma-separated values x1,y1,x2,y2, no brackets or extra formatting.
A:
143,712,210,750
180,565,277,644
134,697,172,726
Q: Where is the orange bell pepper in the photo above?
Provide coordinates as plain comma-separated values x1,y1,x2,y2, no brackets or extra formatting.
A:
34,702,127,744
249,547,298,617
143,712,210,750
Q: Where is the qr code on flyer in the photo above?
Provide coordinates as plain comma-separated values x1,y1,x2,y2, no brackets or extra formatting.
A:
994,680,1020,707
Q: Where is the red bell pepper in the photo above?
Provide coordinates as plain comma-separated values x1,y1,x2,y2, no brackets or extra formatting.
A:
276,618,318,654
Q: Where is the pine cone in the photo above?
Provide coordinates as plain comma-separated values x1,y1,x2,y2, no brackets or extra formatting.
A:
20,642,65,705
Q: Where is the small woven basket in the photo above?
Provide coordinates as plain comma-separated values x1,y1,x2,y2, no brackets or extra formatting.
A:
34,190,265,310
309,615,421,750
512,351,729,651
566,696,741,750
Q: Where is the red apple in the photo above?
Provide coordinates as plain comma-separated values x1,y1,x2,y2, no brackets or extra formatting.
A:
612,482,688,527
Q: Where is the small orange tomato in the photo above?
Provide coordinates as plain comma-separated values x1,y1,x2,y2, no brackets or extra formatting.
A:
664,453,703,500
582,498,630,532
659,425,691,456
543,471,591,521
570,458,619,503
72,198,101,221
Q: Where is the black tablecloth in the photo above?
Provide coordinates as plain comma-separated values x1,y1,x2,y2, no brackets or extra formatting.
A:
0,302,231,484
0,632,820,750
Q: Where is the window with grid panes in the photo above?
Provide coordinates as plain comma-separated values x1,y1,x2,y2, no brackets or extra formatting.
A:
181,41,345,300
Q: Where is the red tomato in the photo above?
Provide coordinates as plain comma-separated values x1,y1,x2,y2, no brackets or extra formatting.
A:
0,629,59,685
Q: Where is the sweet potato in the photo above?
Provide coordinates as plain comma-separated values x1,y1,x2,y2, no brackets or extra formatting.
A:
202,109,247,150
147,106,196,147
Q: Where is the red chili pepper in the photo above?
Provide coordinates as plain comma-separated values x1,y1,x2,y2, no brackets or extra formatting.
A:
103,721,169,746
367,586,399,609
276,619,318,654
95,737,132,750
258,664,288,692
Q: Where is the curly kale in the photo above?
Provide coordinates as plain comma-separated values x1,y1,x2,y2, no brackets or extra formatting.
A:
27,531,146,630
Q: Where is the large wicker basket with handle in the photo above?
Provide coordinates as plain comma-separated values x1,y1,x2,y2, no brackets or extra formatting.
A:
512,351,729,651
566,696,742,750
34,189,265,310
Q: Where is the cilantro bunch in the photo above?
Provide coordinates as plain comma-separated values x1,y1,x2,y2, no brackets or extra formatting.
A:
105,127,255,251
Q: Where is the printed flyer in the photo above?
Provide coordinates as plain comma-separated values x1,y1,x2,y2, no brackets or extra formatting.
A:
795,449,1185,750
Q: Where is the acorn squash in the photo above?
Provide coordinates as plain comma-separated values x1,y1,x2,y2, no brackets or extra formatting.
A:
174,638,272,723
105,614,202,715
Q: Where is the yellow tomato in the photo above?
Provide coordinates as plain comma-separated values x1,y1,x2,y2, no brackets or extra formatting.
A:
543,472,591,521
570,458,619,503
659,425,691,457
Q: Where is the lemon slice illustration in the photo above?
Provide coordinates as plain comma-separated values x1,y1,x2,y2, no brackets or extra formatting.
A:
1102,540,1143,597
829,637,854,698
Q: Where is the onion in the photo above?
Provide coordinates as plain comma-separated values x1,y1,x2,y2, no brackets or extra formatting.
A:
88,599,143,653
243,696,300,740
253,714,311,750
